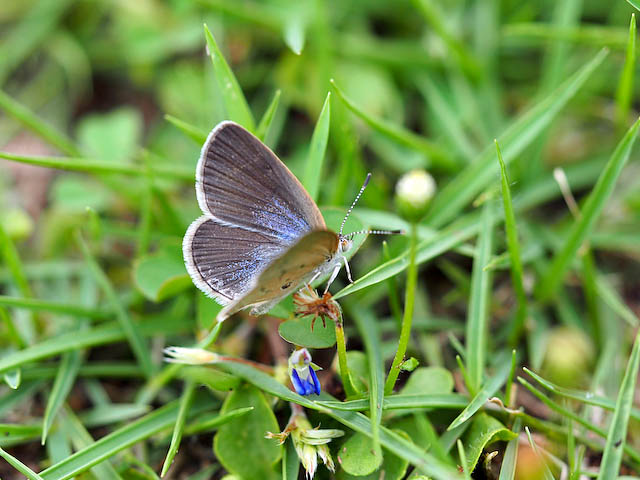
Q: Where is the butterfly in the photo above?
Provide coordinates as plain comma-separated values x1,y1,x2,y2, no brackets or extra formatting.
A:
183,121,398,322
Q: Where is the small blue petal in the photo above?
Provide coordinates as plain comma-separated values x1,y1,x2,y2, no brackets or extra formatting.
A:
291,369,306,395
309,367,321,395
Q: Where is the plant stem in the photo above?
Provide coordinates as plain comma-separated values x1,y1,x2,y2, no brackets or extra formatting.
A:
385,222,418,394
335,320,359,398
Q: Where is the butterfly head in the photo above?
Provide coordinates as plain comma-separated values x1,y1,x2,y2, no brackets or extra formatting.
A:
338,235,352,254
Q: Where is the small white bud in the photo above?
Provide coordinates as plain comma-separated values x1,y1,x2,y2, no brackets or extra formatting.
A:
395,169,436,221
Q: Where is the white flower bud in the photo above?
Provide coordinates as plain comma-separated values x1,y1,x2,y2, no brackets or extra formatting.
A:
395,169,436,221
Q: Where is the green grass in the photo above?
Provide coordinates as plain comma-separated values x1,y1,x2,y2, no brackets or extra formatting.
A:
1,1,640,479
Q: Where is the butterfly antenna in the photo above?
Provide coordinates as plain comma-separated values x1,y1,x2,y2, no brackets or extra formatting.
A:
339,173,371,236
346,229,404,240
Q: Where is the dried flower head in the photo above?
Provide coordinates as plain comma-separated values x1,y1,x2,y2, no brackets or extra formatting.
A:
293,284,342,330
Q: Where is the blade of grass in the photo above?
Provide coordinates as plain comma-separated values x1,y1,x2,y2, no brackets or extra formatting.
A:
0,317,186,376
330,79,456,170
0,446,45,480
58,408,123,480
203,25,255,131
424,48,608,228
302,92,331,201
448,352,511,431
256,89,281,141
39,393,213,480
0,295,111,319
457,440,472,480
283,437,300,480
0,151,193,180
597,331,640,479
385,223,419,394
525,427,556,480
77,233,153,378
164,114,207,144
524,367,640,422
616,14,636,131
498,417,522,480
536,117,640,301
0,89,80,156
41,349,82,444
160,379,196,477
496,141,528,345
350,306,383,456
466,202,494,393
628,0,640,11
315,393,468,412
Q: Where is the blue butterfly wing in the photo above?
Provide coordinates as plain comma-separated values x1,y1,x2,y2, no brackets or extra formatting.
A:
195,121,325,242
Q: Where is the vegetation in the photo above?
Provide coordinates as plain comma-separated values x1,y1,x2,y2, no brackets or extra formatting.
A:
1,0,640,478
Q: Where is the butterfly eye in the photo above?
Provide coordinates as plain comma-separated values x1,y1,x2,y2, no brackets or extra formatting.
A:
281,281,292,290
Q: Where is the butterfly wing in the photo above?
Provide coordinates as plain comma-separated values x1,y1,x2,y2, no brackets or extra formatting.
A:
183,217,289,305
196,121,325,242
217,230,339,321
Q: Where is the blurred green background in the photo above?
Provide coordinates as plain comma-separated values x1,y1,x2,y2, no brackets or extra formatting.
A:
3,0,640,479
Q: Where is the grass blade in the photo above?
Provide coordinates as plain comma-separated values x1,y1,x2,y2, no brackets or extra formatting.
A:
0,446,45,480
498,418,522,480
164,114,207,144
41,350,82,444
448,352,511,431
536,117,640,301
203,25,255,131
39,393,213,480
616,14,636,131
161,379,196,477
302,92,331,201
424,48,608,228
466,202,494,392
77,233,153,378
0,89,81,156
330,79,455,170
525,427,556,480
0,151,193,181
0,295,111,319
496,141,528,345
350,307,383,457
256,89,281,141
597,331,640,479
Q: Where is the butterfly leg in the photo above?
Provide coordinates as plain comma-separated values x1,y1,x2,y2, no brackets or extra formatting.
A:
343,256,353,283
324,264,342,294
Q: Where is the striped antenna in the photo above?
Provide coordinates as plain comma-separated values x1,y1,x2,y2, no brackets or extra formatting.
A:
346,229,404,240
340,173,371,236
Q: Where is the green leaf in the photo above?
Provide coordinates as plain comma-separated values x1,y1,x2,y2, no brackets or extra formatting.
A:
76,108,142,162
627,0,640,12
0,446,45,480
203,25,255,131
400,367,454,395
256,90,281,141
317,393,467,412
282,438,300,480
466,202,494,393
597,331,640,479
278,316,336,348
448,352,511,431
303,92,331,201
460,413,516,472
424,48,608,228
214,384,281,480
339,432,383,476
134,245,191,302
536,117,640,301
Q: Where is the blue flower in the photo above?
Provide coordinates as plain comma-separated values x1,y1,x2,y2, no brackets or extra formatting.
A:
289,348,321,396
